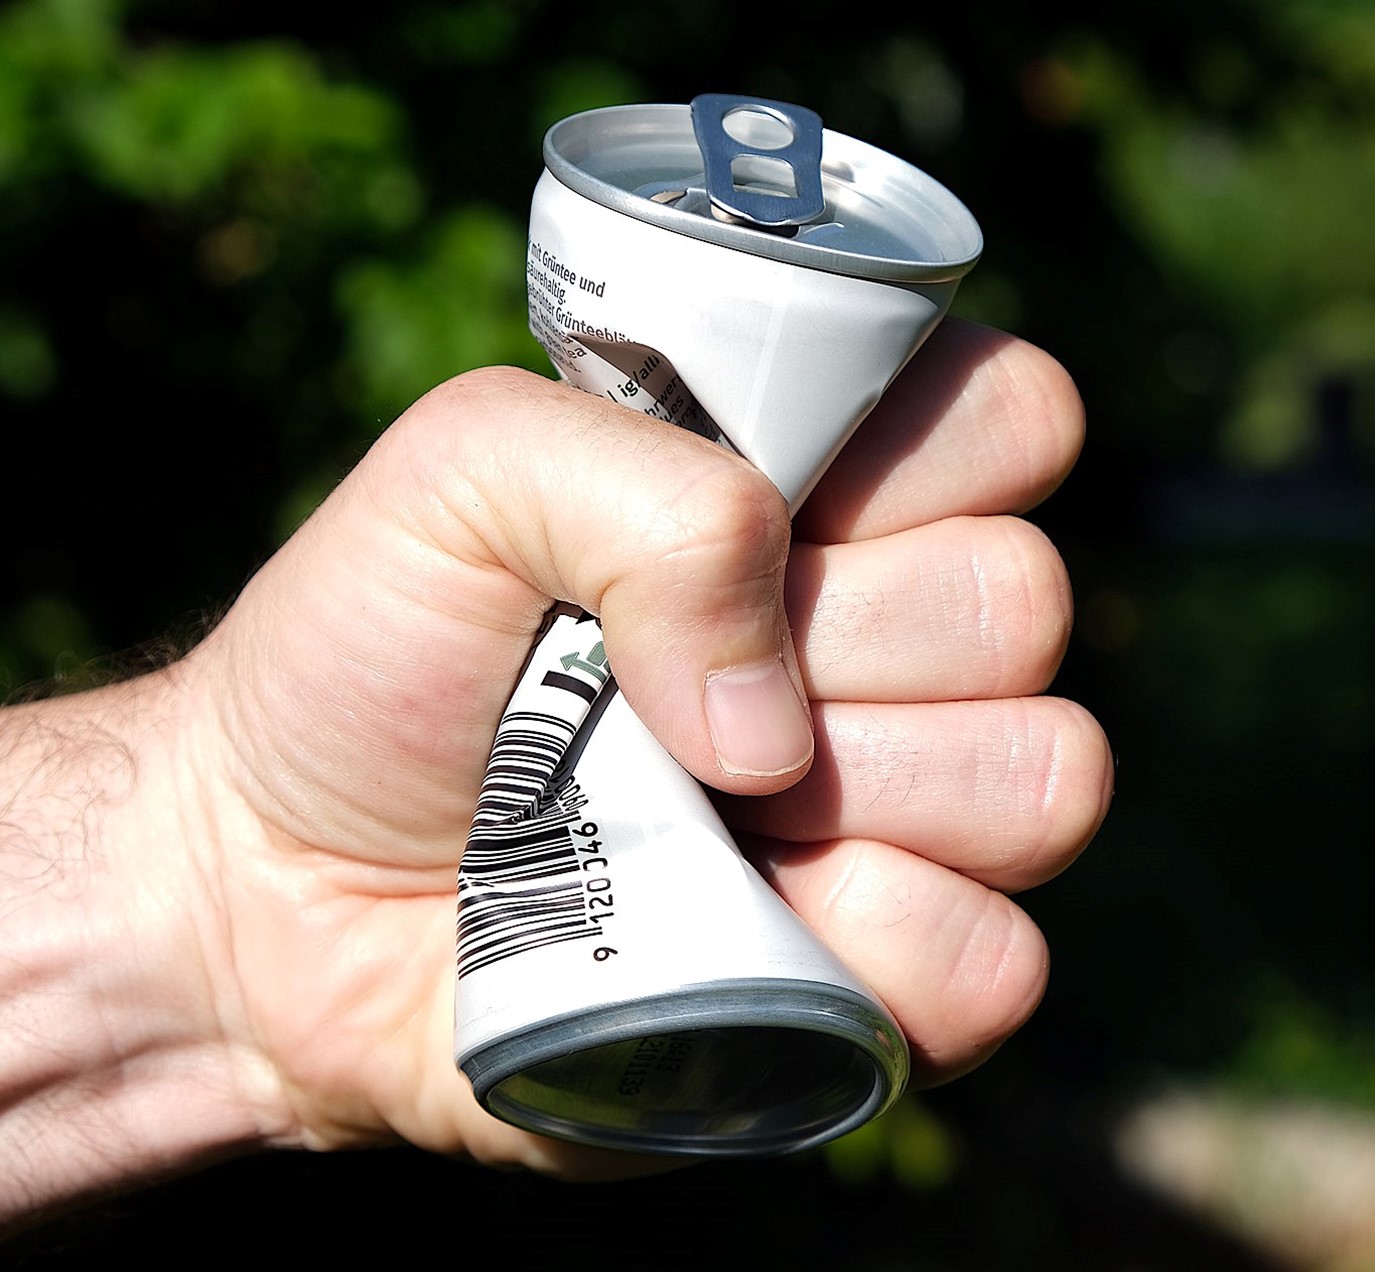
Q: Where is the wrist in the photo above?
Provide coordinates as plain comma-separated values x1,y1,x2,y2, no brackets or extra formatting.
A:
0,670,286,1229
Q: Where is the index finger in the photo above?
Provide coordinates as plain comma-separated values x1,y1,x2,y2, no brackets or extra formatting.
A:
796,320,1085,544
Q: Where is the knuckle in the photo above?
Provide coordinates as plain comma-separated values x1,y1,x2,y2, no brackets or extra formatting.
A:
386,365,545,467
402,365,592,456
983,518,1074,691
1009,696,1112,882
947,518,1073,695
947,890,1048,1046
990,342,1086,504
433,363,545,407
652,459,791,585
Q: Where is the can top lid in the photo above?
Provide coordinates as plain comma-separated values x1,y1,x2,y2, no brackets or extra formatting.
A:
543,97,982,285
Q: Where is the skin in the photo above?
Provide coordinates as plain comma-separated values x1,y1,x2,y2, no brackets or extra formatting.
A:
0,319,1113,1228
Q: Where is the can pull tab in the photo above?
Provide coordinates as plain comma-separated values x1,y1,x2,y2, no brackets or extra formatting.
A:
690,93,825,229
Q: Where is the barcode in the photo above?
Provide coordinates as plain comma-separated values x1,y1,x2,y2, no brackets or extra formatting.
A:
457,709,595,978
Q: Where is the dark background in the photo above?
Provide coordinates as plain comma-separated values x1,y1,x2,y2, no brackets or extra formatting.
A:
3,0,1371,1266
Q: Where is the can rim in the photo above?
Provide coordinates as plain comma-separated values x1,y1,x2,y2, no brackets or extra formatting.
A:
459,979,909,1157
543,102,983,285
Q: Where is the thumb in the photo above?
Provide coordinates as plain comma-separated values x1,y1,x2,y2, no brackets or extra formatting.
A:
445,367,814,794
206,365,811,864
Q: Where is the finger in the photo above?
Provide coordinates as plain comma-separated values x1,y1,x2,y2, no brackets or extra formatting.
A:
720,697,1114,892
797,319,1085,543
787,515,1073,704
748,835,1050,1084
200,367,810,865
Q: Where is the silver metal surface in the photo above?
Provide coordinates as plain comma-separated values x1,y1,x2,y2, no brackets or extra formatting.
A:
543,99,982,283
689,93,825,227
466,980,906,1156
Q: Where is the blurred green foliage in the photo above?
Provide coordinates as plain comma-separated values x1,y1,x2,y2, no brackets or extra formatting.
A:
826,1093,961,1191
0,0,1371,1263
1232,974,1375,1107
1064,13,1375,481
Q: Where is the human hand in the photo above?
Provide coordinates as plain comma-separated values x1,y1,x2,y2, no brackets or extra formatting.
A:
722,316,1113,1081
0,319,1111,1222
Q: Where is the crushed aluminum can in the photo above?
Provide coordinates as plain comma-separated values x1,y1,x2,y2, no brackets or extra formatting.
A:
454,93,982,1156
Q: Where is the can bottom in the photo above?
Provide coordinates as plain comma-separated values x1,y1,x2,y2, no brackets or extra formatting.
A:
458,980,909,1156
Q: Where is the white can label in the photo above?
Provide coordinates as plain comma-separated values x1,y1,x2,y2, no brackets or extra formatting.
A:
454,169,943,1069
